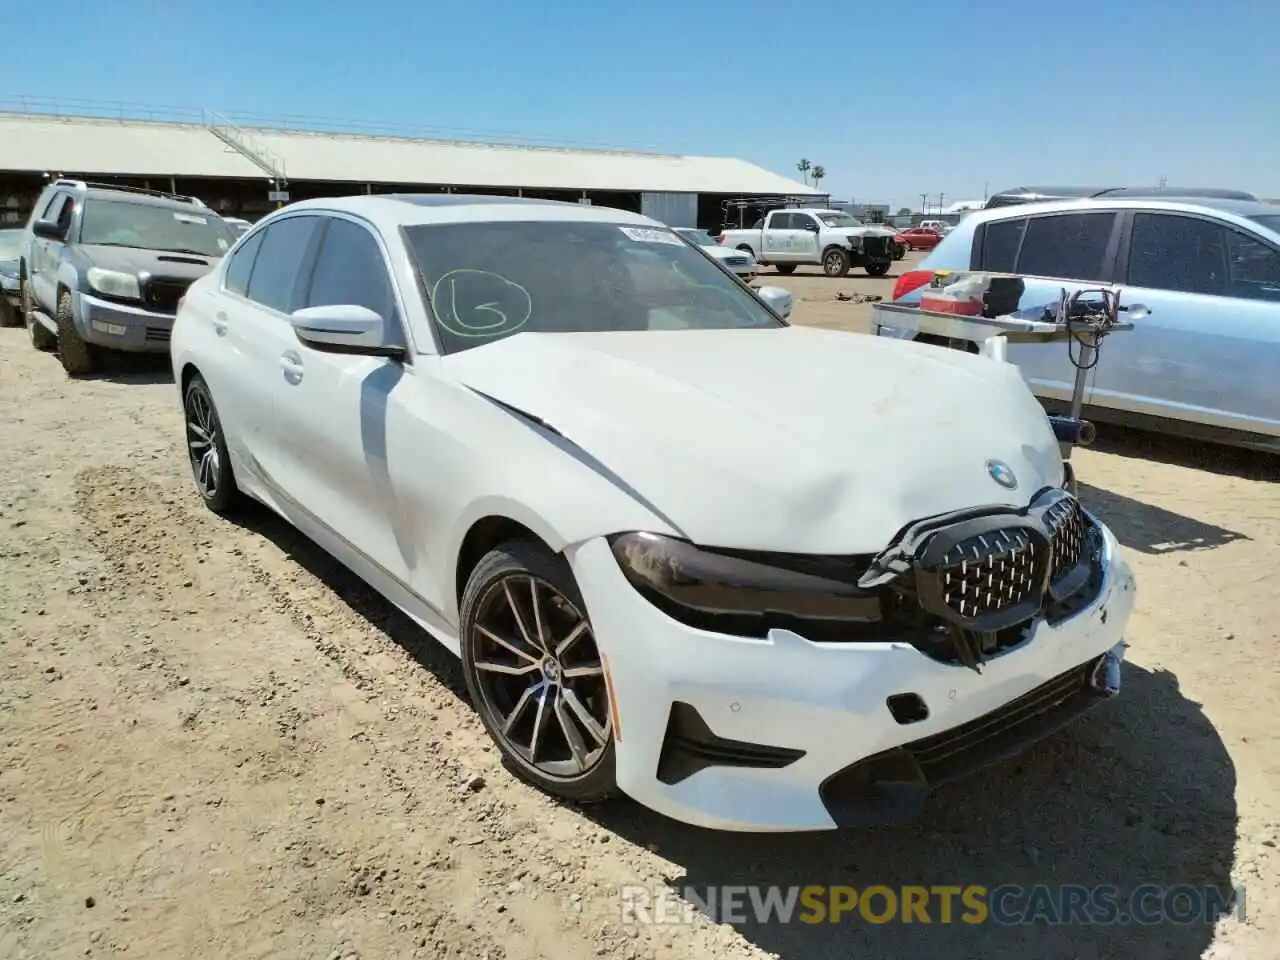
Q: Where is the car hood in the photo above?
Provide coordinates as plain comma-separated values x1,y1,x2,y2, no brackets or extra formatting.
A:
78,245,221,280
444,327,1064,553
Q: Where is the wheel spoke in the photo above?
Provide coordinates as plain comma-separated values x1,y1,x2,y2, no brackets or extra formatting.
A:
502,580,538,650
562,687,608,746
554,621,588,659
474,658,539,676
562,662,603,680
476,623,539,663
553,691,591,772
527,686,551,763
530,577,550,652
502,682,541,736
198,450,216,493
187,421,210,444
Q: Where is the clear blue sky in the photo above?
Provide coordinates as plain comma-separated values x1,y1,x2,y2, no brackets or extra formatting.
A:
6,0,1277,209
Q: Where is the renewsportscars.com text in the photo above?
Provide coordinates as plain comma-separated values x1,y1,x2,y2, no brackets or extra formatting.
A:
619,884,1244,926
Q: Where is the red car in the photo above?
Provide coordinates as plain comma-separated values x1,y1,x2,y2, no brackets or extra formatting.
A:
893,227,943,252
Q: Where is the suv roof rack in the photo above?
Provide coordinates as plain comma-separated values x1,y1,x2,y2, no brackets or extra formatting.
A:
52,179,207,207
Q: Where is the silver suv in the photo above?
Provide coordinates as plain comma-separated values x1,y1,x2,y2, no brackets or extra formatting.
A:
18,180,236,375
885,197,1280,452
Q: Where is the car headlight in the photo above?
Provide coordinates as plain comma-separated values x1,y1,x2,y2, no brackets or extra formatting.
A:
608,532,883,635
86,268,141,301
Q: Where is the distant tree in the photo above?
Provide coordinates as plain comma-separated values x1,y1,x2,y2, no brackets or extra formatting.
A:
897,207,913,216
810,165,826,189
796,158,811,185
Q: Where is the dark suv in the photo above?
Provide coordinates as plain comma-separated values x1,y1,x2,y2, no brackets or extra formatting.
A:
18,180,236,375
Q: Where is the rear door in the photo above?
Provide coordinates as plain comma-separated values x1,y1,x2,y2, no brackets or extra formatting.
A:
976,210,1122,402
1091,211,1280,435
220,214,325,481
761,212,799,262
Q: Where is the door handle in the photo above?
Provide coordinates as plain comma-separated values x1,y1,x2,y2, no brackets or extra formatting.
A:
213,311,228,336
279,351,304,384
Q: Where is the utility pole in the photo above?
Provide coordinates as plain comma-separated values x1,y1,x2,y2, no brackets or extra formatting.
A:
939,192,946,213
920,193,928,215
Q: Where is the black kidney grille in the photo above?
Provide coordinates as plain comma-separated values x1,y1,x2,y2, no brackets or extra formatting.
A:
939,528,1039,618
1044,496,1087,582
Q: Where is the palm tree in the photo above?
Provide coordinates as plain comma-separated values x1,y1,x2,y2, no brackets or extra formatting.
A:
810,165,826,190
796,159,811,185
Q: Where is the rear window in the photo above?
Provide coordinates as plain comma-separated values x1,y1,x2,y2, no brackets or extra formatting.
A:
980,219,1027,272
1013,213,1116,280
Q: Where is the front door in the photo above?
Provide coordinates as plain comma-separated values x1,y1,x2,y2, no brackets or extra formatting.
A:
266,215,448,611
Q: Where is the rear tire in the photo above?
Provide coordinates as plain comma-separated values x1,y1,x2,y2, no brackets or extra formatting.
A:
822,248,851,278
775,264,797,275
183,374,242,514
23,281,56,351
56,290,100,376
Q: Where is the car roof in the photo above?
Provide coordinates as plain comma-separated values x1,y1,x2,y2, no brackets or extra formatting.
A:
277,193,664,229
78,186,204,210
963,196,1279,225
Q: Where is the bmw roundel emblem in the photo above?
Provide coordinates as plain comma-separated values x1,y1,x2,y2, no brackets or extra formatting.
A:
986,459,1018,490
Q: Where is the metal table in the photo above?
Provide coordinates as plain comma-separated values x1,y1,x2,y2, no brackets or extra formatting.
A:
870,298,1134,459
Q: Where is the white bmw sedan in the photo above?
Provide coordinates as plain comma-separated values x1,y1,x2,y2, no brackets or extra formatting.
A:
170,194,1136,832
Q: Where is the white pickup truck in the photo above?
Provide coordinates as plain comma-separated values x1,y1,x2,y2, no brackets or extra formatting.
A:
718,208,898,278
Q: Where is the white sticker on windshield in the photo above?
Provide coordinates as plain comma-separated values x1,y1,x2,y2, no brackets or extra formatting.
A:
173,213,208,225
619,226,682,245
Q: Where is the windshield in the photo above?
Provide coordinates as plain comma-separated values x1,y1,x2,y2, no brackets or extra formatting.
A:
0,229,21,260
1248,214,1280,236
404,220,784,354
79,200,234,257
675,228,717,247
818,212,863,227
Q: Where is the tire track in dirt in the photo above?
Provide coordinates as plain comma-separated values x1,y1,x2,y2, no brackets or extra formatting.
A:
63,463,753,959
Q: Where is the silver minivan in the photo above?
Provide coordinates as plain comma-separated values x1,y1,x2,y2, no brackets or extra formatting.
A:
884,198,1280,452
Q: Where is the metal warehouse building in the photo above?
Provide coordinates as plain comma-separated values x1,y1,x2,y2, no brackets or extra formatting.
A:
0,106,821,229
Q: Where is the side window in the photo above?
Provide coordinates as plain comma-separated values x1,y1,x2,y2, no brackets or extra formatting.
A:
1015,212,1117,280
768,213,793,230
245,216,321,312
55,196,75,232
980,218,1027,272
1128,213,1227,296
1225,230,1280,302
223,229,265,297
796,215,819,232
39,191,65,220
305,218,398,321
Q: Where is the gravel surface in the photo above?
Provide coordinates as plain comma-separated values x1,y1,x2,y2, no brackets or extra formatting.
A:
1,280,1276,959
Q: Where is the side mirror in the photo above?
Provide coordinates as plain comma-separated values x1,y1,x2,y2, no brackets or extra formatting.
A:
289,304,404,358
804,221,820,233
756,285,794,319
32,219,65,241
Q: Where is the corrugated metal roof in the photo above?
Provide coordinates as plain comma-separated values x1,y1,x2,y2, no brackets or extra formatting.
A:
0,114,821,195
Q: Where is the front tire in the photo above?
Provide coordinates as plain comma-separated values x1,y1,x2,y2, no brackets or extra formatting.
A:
822,248,851,278
23,282,55,351
56,290,100,376
183,374,242,514
775,264,797,275
460,539,617,804
865,260,891,278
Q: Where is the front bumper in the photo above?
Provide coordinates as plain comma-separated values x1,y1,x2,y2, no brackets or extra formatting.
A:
569,521,1135,832
75,291,176,352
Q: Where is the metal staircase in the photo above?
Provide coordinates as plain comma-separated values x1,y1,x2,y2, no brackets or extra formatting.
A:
203,110,288,201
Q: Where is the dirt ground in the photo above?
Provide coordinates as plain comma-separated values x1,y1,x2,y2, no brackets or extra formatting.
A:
2,256,1278,959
